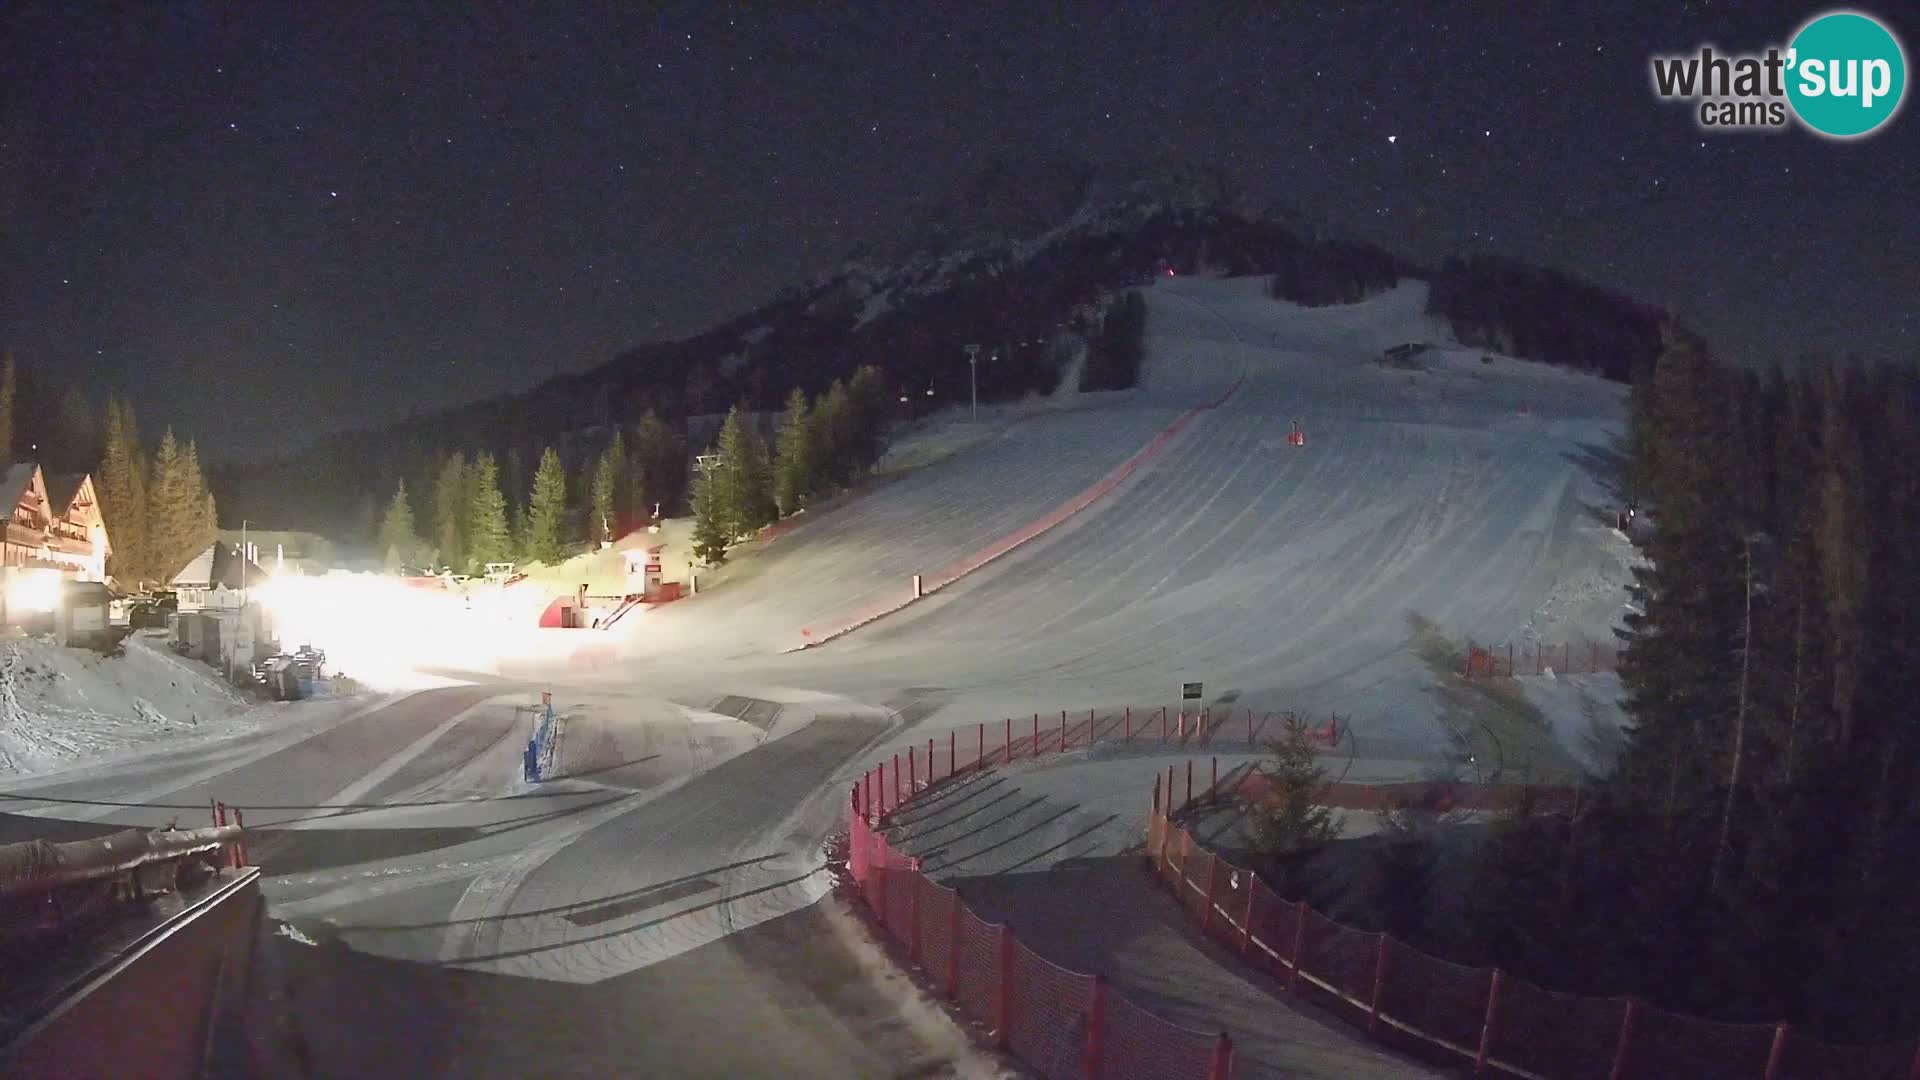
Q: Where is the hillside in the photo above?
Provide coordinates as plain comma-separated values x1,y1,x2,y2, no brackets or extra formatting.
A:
212,168,1665,544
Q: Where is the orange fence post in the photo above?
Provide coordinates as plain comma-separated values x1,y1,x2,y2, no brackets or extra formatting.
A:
908,872,923,964
1032,713,1040,757
1763,1022,1790,1080
1061,709,1068,750
1201,852,1219,934
947,889,964,1000
1507,642,1514,676
233,808,248,867
1161,706,1168,740
994,925,1015,1052
1124,706,1131,741
1210,756,1218,802
1241,877,1258,956
1475,968,1504,1075
909,746,917,793
1609,998,1640,1080
1083,973,1106,1080
978,723,985,771
892,754,901,809
928,738,935,783
1185,760,1193,809
1288,900,1309,988
1206,1031,1233,1080
1005,717,1012,763
948,732,955,781
209,797,219,829
1369,935,1390,1033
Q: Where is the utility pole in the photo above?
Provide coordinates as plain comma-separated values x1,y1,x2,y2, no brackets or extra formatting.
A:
963,344,981,420
1714,532,1769,894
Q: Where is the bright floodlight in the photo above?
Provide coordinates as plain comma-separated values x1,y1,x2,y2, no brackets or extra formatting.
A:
6,570,62,613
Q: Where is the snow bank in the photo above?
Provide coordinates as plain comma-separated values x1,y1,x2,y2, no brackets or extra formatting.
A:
0,632,255,775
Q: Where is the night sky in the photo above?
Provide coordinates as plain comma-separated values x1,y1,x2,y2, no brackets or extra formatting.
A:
5,1,1915,460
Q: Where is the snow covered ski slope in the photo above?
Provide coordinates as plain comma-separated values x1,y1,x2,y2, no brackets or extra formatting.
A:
612,275,1636,774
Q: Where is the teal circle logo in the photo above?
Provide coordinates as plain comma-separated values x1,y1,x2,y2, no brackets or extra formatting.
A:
1786,11,1907,138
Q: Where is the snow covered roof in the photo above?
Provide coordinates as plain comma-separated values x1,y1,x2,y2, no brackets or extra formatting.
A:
169,542,267,589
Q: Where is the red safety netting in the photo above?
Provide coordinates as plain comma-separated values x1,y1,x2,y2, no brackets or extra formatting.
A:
1098,983,1225,1080
1295,908,1379,1012
882,866,915,945
1375,939,1491,1058
955,906,1001,1028
1776,1030,1918,1079
1485,974,1626,1080
1008,938,1095,1079
1247,881,1300,975
1624,1003,1776,1079
1177,842,1213,923
1207,855,1256,952
918,877,958,990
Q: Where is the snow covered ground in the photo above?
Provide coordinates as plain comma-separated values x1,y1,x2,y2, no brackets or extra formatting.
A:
582,275,1634,782
0,632,266,776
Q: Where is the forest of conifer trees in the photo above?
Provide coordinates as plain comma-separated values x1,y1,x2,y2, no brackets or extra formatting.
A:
1468,328,1920,1044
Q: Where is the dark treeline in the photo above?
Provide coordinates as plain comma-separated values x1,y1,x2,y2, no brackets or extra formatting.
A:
1266,239,1402,306
1426,255,1665,382
212,204,1374,536
1078,292,1148,392
1469,329,1920,1044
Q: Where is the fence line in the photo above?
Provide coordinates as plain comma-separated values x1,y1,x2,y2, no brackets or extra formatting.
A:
851,788,1231,1079
1463,639,1620,680
1147,768,1920,1080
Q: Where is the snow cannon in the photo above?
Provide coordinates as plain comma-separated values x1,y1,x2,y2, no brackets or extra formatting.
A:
1287,420,1306,447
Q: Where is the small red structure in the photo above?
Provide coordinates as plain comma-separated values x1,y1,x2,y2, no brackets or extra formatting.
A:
1286,420,1306,447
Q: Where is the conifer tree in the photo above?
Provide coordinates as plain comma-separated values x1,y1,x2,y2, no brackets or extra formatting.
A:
98,397,150,584
773,388,815,514
590,432,627,543
465,452,511,571
714,406,775,538
432,452,468,572
145,429,192,581
1614,325,1743,817
525,447,569,565
182,439,218,558
689,465,728,566
378,480,421,571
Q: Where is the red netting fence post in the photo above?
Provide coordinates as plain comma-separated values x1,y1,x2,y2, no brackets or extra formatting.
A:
892,753,901,809
1609,997,1641,1080
1061,708,1068,750
1369,935,1391,1034
1207,1031,1233,1080
1288,900,1309,989
910,746,917,793
948,731,955,780
1210,756,1218,802
1241,875,1258,956
995,924,1015,1053
1088,707,1096,745
1083,973,1106,1080
978,723,985,771
1475,968,1504,1075
1005,717,1012,763
946,888,963,1000
1185,760,1193,809
928,738,935,783
1124,706,1132,741
1764,1022,1789,1080
1201,852,1219,934
908,870,923,964
1032,713,1040,757
1463,639,1474,677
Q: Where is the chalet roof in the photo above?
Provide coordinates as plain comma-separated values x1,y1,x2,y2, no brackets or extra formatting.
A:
1,463,39,511
45,473,87,515
169,542,268,590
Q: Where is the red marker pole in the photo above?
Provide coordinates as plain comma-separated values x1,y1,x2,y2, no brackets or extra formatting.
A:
1005,717,1012,763
1124,706,1132,741
978,723,985,772
1032,713,1039,758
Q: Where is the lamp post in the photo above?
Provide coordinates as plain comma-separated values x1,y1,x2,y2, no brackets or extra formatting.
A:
964,344,981,420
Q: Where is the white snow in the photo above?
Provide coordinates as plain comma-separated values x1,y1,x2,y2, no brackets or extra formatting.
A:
0,632,259,775
575,274,1633,780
